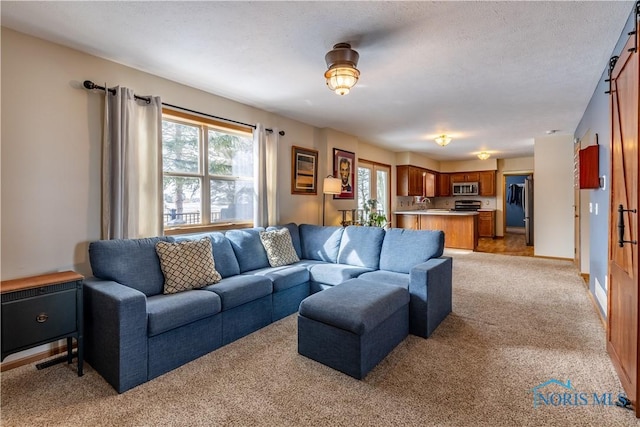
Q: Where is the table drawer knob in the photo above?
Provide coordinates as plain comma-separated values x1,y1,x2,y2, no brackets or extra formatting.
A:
36,313,49,323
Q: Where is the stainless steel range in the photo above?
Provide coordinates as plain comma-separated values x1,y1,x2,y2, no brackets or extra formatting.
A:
452,200,482,212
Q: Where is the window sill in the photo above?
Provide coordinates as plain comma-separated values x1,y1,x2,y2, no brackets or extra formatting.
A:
164,222,254,236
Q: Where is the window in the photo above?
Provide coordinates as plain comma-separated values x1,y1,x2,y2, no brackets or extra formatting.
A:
162,110,254,233
357,160,391,224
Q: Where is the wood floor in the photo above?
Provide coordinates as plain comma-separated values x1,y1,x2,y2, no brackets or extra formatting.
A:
476,233,534,257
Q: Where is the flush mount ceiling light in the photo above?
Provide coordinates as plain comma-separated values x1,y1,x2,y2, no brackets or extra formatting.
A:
477,152,490,160
324,43,360,96
434,135,452,147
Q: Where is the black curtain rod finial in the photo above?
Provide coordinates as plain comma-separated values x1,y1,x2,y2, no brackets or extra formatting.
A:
83,80,97,90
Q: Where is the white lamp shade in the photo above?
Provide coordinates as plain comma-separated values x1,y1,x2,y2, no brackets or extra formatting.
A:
323,176,342,194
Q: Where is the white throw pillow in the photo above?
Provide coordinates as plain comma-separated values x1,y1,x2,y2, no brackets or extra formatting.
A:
259,228,300,267
155,237,222,294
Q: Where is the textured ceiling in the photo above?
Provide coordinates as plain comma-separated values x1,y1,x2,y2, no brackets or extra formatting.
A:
1,1,635,160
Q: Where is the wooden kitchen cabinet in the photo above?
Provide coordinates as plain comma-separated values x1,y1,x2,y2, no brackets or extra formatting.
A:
437,173,450,197
478,210,495,238
419,214,478,250
450,172,480,183
395,214,419,230
397,165,435,197
397,166,422,196
478,170,496,196
424,171,435,198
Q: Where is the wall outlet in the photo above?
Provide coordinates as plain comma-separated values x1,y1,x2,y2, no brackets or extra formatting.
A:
589,202,592,213
595,203,598,215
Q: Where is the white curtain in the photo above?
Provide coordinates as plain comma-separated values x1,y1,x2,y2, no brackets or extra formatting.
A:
253,124,279,227
102,87,163,239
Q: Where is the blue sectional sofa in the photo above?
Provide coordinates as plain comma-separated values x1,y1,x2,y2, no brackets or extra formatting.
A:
85,224,452,393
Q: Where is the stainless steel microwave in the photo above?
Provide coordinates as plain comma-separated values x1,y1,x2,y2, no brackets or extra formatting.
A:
452,182,479,196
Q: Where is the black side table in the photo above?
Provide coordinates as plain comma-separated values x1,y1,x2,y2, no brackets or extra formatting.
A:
1,271,84,376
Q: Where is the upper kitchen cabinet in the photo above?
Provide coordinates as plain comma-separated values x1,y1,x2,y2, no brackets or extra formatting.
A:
397,165,422,196
450,172,480,183
424,171,435,197
437,173,450,197
478,170,496,196
397,165,436,197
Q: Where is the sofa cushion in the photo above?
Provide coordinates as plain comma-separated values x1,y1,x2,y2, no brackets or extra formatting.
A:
244,265,309,292
89,236,174,297
259,228,300,267
267,223,302,258
146,290,222,337
156,237,222,294
357,270,410,289
379,229,445,274
202,274,272,310
336,226,385,269
175,232,240,278
299,278,410,335
299,224,344,263
306,263,373,286
226,228,270,273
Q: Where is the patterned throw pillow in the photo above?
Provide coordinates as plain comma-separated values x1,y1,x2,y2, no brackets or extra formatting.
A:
155,237,222,294
259,228,300,267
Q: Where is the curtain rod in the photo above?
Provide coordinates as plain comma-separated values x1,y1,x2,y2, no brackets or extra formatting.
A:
82,80,285,136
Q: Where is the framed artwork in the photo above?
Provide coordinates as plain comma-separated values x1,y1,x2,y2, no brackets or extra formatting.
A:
333,148,355,199
291,145,318,195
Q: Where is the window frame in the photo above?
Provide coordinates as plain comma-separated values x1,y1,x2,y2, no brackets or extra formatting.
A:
357,158,392,225
162,108,255,235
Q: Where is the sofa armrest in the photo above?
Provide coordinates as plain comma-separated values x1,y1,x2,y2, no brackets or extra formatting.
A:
84,278,148,393
408,256,453,338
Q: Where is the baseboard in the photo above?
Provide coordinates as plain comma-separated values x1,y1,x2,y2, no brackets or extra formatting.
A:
580,273,589,287
1,343,73,372
533,255,573,262
586,286,607,331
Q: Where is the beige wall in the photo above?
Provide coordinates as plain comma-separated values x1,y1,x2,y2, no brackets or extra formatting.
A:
0,28,317,281
534,135,575,258
440,158,498,172
395,152,440,171
1,28,401,284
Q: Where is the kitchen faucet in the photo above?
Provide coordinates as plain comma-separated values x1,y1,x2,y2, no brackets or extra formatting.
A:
416,196,431,209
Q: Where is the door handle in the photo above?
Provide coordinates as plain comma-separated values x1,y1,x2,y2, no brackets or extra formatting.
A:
617,204,638,247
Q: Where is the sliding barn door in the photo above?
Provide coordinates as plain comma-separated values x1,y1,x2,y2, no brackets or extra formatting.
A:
608,17,639,417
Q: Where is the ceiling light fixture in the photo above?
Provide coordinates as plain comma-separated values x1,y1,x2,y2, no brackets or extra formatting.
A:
324,43,360,96
477,152,490,160
434,135,452,147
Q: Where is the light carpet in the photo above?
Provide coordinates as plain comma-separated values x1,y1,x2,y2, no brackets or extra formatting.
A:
2,250,639,426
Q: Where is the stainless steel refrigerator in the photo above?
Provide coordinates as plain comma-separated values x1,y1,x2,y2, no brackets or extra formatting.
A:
523,175,534,246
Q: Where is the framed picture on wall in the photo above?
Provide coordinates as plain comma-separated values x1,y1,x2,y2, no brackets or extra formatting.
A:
291,145,318,195
333,148,355,199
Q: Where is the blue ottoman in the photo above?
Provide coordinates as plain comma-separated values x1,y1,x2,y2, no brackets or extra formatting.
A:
297,278,409,379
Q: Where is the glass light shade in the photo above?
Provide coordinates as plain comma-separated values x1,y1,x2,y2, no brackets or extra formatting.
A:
323,176,342,194
435,135,452,147
477,152,490,160
325,66,360,96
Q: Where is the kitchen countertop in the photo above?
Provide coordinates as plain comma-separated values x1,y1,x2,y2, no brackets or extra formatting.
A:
394,210,479,216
